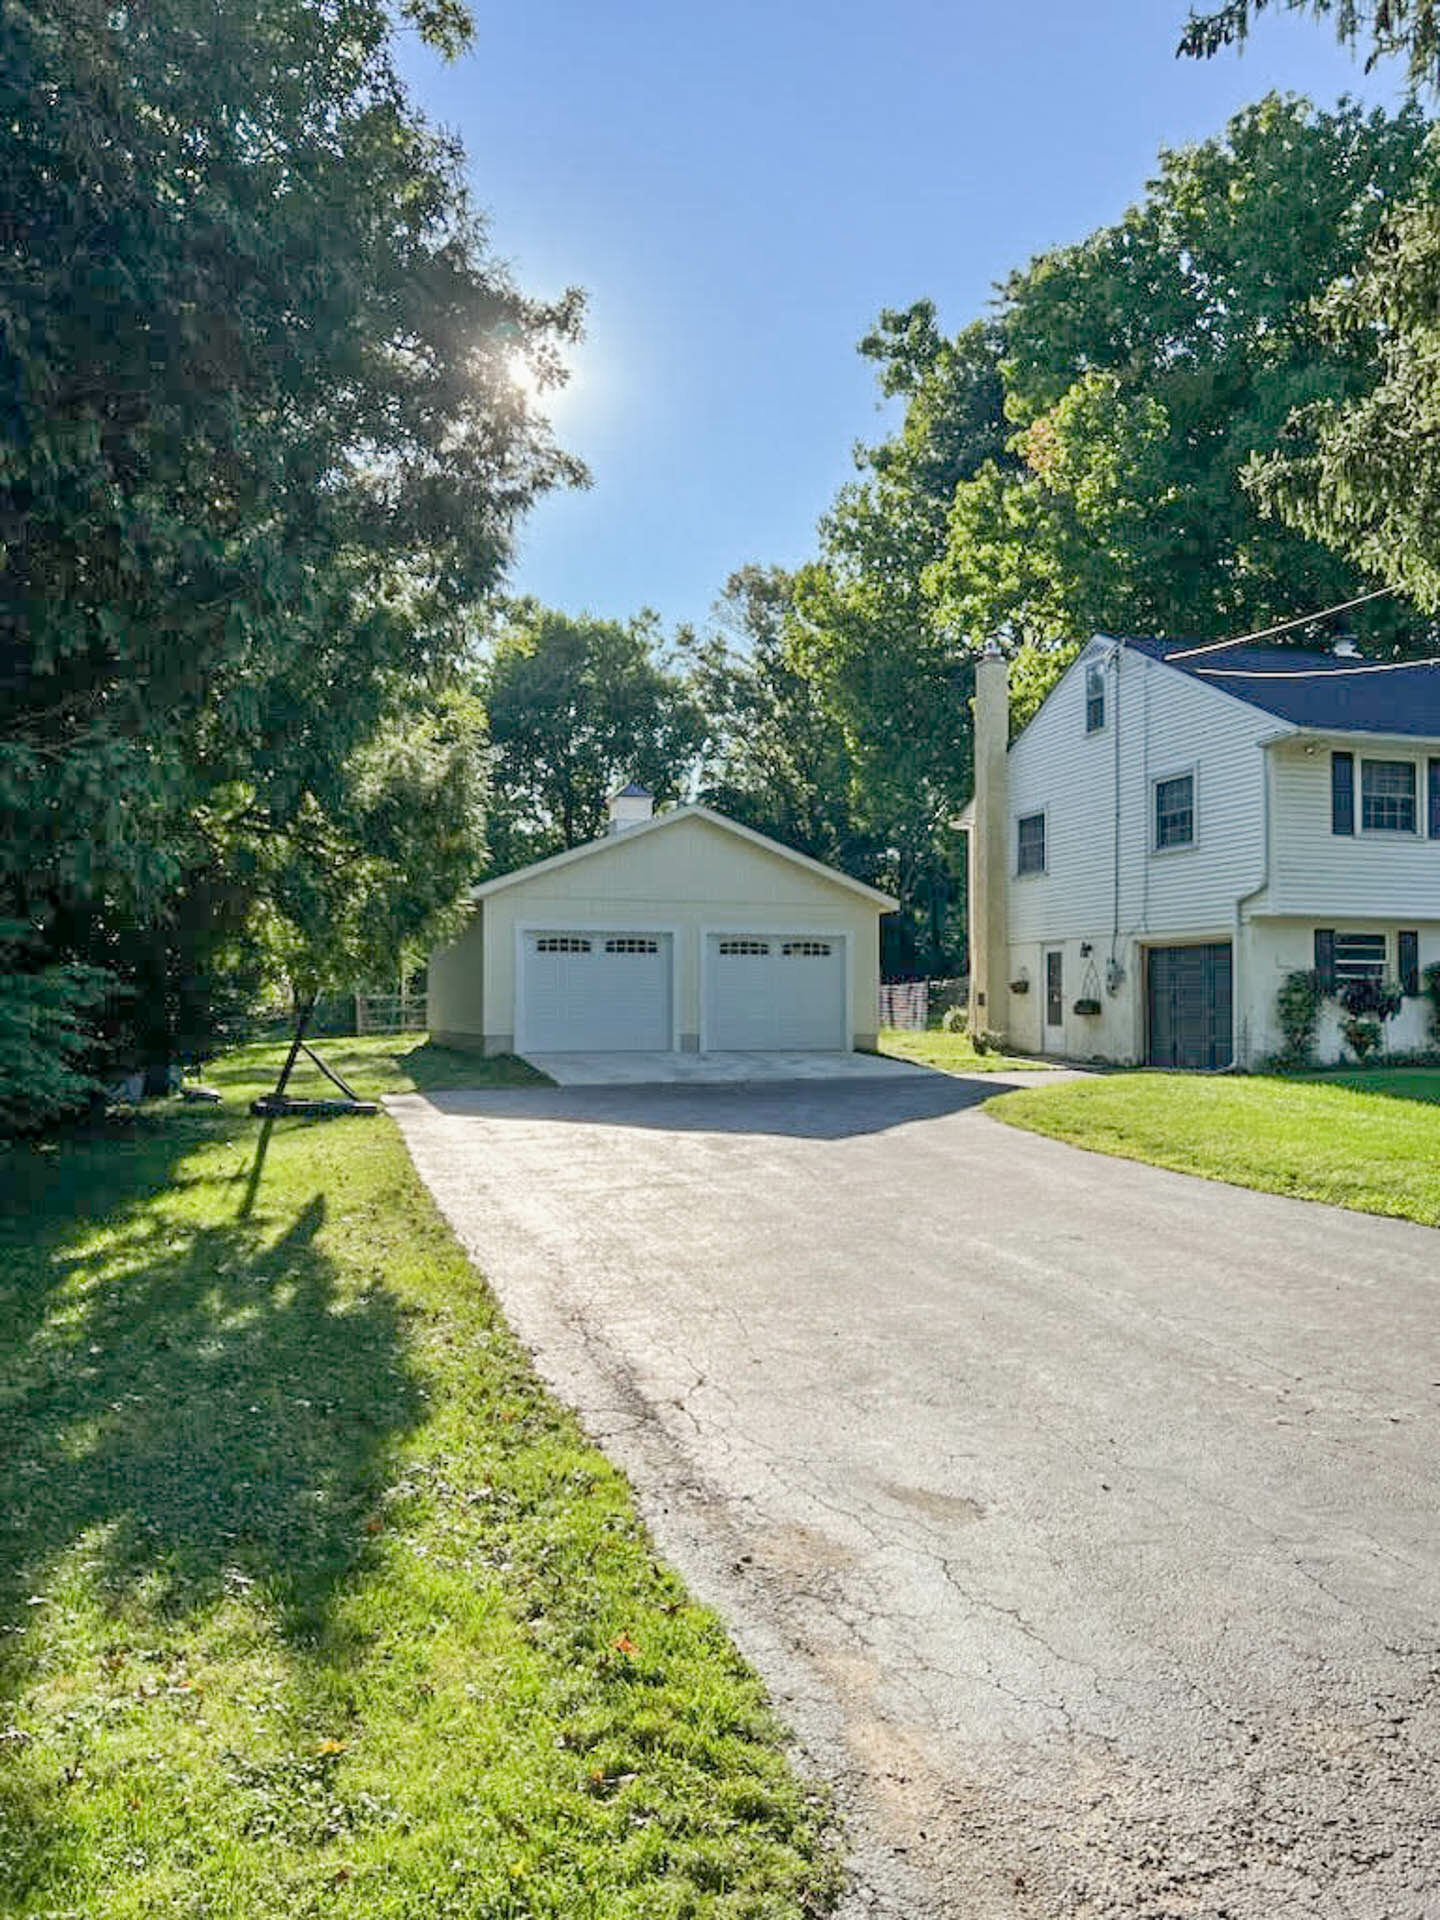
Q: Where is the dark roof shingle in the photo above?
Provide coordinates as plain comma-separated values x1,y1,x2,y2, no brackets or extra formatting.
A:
1124,637,1440,738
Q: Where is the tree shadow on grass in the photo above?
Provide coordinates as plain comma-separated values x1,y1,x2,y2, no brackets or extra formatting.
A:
0,1110,426,1707
1314,1069,1440,1109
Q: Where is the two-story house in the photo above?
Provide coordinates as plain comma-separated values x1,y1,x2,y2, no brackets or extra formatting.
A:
961,633,1440,1068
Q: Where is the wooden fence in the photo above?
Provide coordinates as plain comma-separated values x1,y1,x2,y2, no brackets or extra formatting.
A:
354,992,428,1034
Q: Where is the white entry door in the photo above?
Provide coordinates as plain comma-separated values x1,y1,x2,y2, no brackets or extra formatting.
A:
706,933,847,1051
520,931,672,1052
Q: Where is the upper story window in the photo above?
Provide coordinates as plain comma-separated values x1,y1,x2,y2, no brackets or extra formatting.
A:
1084,663,1105,734
1334,750,1423,836
1016,811,1046,876
1154,773,1195,851
1361,758,1417,834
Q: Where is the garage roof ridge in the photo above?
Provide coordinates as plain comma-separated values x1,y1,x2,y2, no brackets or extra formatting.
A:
469,802,899,909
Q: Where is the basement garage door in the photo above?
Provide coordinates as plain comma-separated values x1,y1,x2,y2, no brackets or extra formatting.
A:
521,931,672,1052
1147,943,1232,1071
706,934,846,1051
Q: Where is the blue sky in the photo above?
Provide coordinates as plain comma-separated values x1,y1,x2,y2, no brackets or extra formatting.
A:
399,2,1396,638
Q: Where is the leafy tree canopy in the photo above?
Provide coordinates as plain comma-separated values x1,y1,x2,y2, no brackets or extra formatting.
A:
687,568,880,874
1179,1,1440,93
1,0,582,1114
1247,133,1440,607
481,603,704,870
925,94,1433,719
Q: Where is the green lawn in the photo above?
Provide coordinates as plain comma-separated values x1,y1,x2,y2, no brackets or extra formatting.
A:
991,1068,1440,1226
877,1027,1053,1075
0,1038,839,1919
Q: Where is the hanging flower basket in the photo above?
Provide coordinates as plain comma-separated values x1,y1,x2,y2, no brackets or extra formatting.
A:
1072,997,1102,1016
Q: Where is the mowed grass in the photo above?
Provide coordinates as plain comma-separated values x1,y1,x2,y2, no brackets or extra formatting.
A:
0,1038,839,1919
991,1068,1440,1226
222,1033,550,1099
877,1028,1052,1075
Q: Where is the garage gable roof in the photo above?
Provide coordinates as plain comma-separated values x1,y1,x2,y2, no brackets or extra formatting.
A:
471,804,899,910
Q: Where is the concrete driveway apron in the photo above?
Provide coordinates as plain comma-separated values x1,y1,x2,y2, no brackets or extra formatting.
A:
389,1074,1440,1920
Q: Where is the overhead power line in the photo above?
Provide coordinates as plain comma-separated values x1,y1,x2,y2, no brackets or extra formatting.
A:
1195,657,1440,680
1166,586,1397,661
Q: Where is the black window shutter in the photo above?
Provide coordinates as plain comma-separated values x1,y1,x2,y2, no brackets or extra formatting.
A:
1314,928,1337,991
1331,752,1354,835
1400,929,1420,997
1429,760,1440,839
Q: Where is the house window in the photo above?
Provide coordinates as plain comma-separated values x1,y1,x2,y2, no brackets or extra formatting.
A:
1017,812,1046,876
1361,759,1417,834
1334,932,1387,984
1085,663,1105,733
1154,774,1195,850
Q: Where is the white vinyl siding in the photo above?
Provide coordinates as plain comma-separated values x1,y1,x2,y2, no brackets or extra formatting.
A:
1268,742,1440,917
1006,643,1274,949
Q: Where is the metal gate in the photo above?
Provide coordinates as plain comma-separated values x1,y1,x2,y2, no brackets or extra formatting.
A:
1146,943,1232,1071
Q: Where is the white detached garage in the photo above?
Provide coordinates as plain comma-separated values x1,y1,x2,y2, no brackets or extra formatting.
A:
428,794,896,1059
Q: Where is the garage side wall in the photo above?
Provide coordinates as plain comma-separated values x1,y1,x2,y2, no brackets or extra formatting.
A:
427,903,486,1049
461,816,883,1055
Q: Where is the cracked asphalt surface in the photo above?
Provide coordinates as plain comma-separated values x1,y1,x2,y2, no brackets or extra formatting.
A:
389,1074,1440,1919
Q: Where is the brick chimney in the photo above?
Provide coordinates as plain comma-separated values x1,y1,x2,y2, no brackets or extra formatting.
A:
968,640,1010,1037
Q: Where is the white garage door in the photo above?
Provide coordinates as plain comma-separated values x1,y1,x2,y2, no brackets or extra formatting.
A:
521,931,672,1052
706,934,847,1051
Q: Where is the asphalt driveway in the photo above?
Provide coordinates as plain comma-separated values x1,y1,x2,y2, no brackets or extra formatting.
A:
390,1073,1440,1919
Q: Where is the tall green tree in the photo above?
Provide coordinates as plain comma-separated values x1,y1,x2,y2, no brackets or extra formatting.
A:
1175,12,1440,609
687,568,878,870
1246,133,1440,608
481,604,704,870
778,311,1006,971
927,94,1432,719
1,0,581,1116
